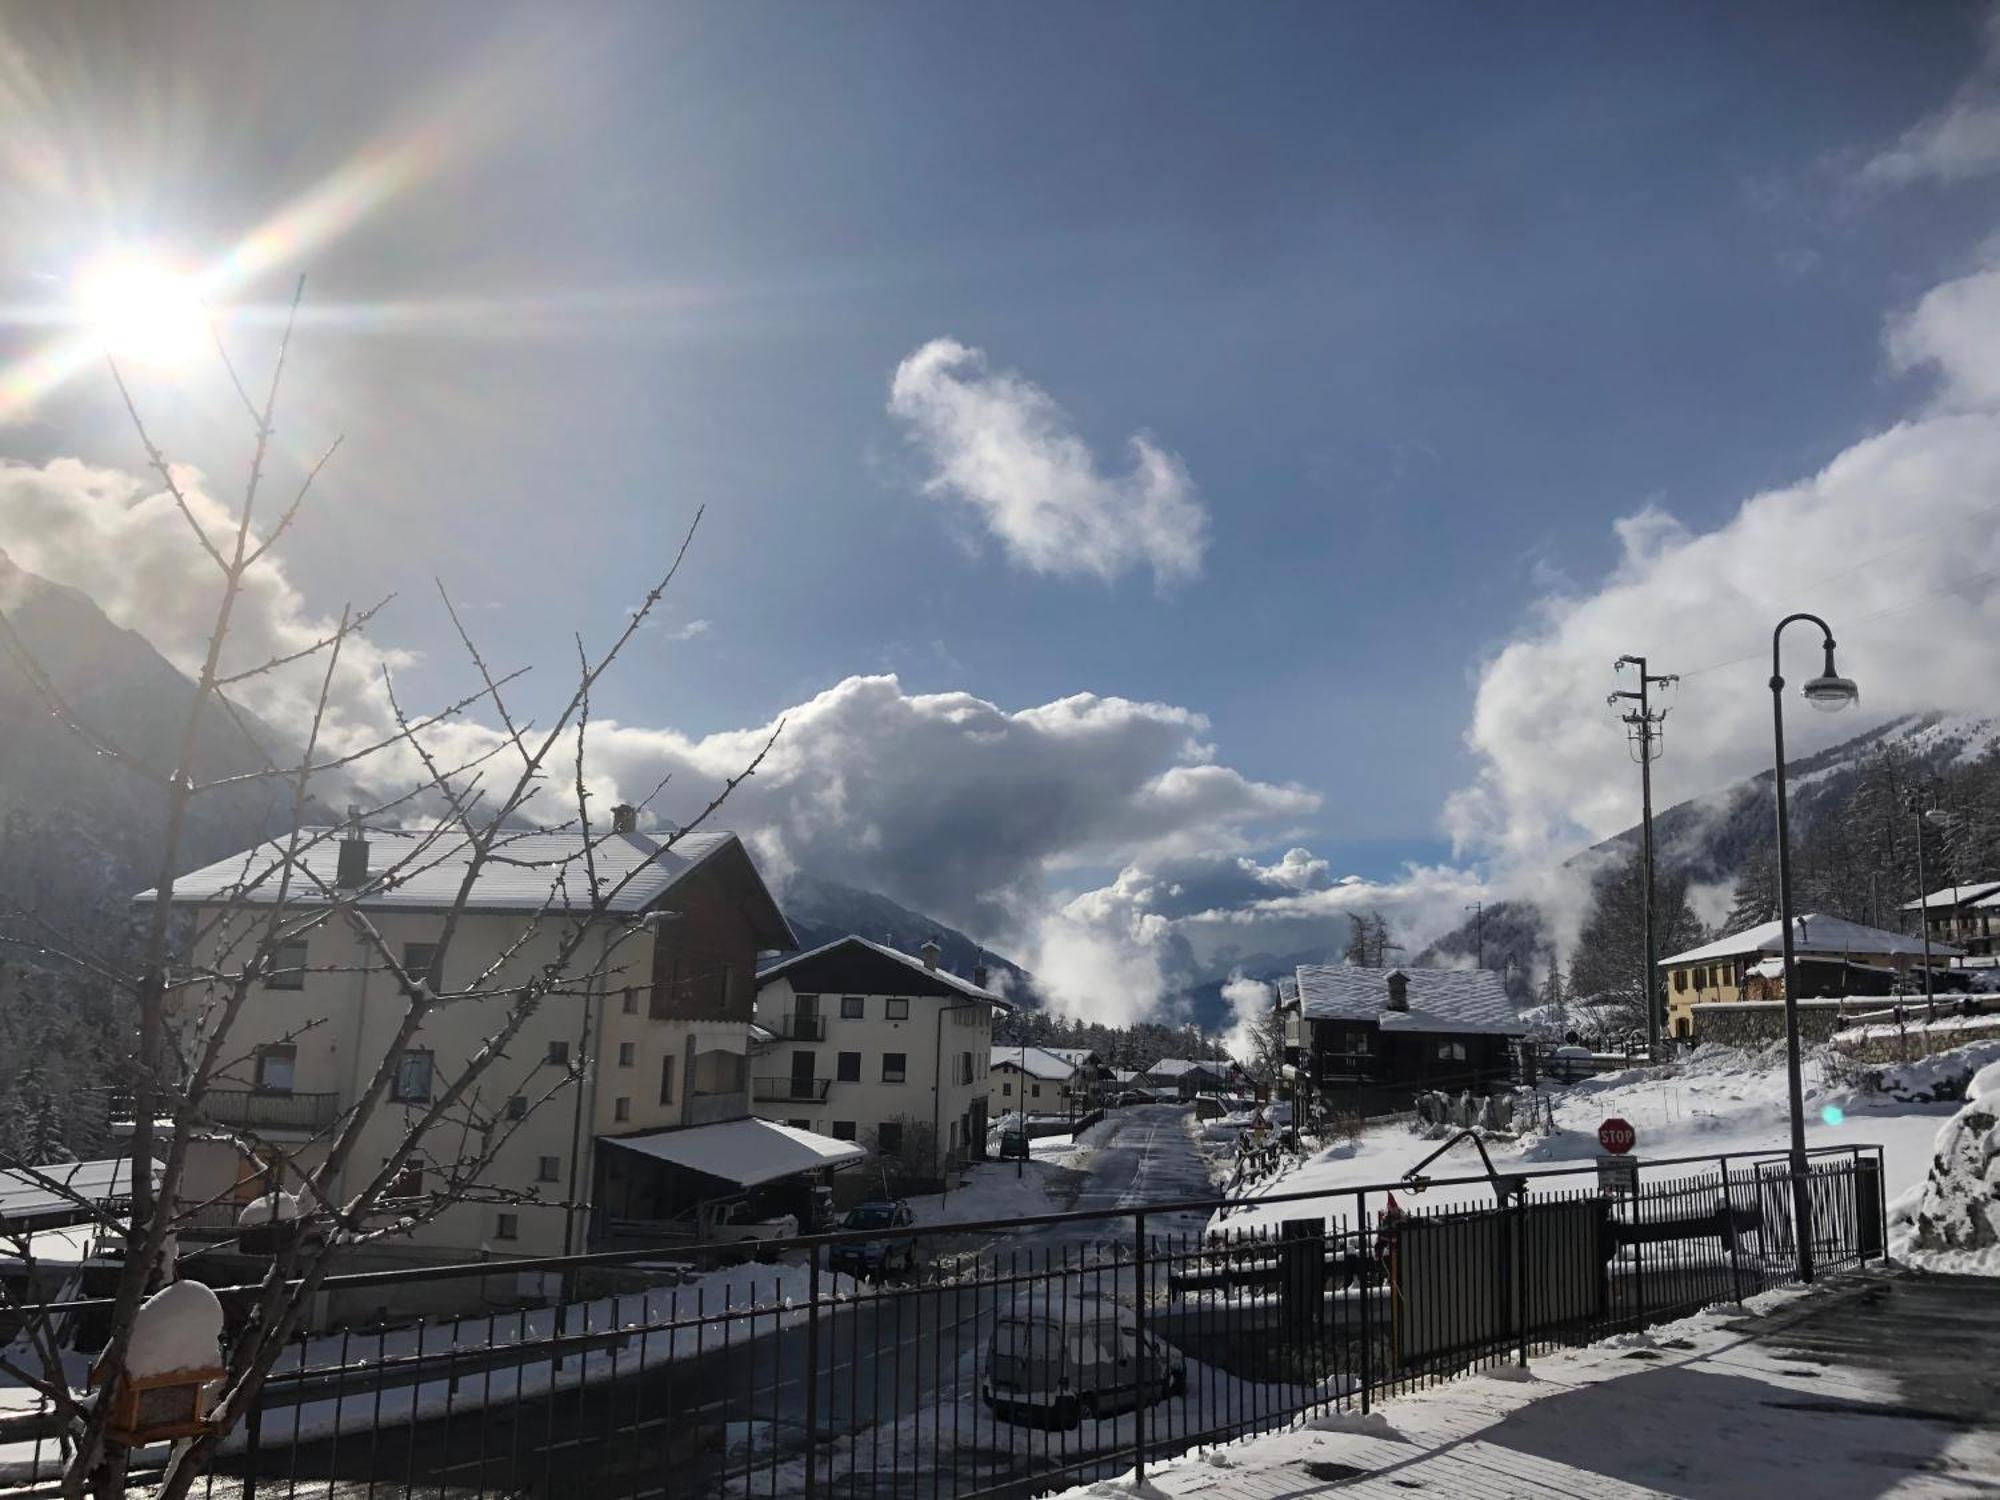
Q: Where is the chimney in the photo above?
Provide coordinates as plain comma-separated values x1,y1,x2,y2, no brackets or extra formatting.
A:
973,958,990,991
1385,970,1409,1012
610,803,638,834
921,936,941,971
336,806,370,889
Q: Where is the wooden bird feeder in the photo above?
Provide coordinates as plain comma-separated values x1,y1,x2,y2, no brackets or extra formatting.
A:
90,1359,225,1445
91,1279,227,1445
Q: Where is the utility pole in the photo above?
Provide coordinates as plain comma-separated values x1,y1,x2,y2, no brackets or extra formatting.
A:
1612,656,1678,1059
1464,902,1485,969
1910,787,1937,1018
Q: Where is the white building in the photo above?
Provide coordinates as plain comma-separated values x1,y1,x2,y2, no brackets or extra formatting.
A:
127,811,860,1291
752,936,1009,1173
988,1045,1087,1117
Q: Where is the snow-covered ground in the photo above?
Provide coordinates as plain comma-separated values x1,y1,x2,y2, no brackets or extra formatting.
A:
1214,1042,1964,1236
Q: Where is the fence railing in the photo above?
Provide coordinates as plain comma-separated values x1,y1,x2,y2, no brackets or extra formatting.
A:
751,1076,833,1103
108,1088,342,1134
0,1143,1883,1500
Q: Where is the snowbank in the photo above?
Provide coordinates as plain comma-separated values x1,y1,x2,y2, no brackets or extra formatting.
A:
1213,1042,1958,1236
1905,1059,2000,1273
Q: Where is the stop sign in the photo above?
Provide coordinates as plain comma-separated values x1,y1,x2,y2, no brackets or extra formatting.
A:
1598,1117,1636,1155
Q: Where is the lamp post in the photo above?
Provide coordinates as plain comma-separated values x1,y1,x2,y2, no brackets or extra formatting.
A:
1768,613,1859,1285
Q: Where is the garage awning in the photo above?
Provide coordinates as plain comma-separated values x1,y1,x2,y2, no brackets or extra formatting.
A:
600,1117,865,1188
0,1157,159,1225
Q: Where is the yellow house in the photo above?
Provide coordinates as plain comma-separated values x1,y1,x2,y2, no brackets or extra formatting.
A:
1661,913,1958,1040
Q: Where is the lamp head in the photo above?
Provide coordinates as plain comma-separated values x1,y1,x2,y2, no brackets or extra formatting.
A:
1802,639,1858,713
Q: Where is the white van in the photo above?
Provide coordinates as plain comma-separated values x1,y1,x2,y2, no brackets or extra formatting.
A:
983,1314,1187,1428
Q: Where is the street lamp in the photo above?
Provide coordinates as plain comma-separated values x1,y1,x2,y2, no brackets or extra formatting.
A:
1768,613,1859,1285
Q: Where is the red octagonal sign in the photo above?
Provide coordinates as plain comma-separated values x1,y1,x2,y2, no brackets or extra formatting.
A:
1598,1117,1636,1155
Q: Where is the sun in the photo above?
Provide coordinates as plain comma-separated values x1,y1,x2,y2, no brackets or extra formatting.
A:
74,253,210,369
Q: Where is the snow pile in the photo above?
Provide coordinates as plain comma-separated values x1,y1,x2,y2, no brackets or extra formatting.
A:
124,1280,223,1377
1864,1039,2000,1103
1907,1061,2000,1272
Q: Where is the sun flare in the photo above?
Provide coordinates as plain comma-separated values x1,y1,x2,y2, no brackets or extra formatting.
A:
74,253,210,369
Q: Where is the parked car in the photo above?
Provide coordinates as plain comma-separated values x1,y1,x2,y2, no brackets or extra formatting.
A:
827,1200,917,1279
982,1314,1186,1428
1114,1089,1152,1107
998,1127,1031,1160
1549,1043,1594,1082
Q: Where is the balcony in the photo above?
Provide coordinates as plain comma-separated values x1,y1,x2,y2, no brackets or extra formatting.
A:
112,1088,340,1134
752,1077,832,1103
770,1014,826,1041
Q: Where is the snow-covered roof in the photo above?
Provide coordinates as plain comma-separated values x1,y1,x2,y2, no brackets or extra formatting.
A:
0,1157,159,1223
600,1117,863,1187
140,825,777,923
1292,965,1525,1036
757,935,1008,1005
1901,882,2000,913
1659,914,1960,966
992,1045,1078,1080
1144,1057,1230,1078
1038,1046,1098,1066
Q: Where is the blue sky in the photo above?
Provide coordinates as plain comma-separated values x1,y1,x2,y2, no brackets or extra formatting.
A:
6,2,2000,1014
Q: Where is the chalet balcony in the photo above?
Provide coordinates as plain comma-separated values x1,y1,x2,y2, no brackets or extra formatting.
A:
752,1077,832,1103
111,1088,341,1134
770,1015,827,1041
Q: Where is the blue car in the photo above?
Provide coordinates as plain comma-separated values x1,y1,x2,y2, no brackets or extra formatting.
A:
827,1200,917,1279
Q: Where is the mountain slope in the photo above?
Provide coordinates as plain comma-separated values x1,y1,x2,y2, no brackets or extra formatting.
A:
777,871,1034,997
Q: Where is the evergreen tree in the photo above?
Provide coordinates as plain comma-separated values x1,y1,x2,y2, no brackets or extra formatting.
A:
1567,849,1705,1034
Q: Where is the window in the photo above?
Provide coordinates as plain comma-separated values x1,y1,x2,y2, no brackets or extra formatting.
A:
837,1051,861,1083
886,998,909,1021
617,1041,636,1068
536,1155,560,1182
788,1118,809,1130
959,1051,974,1086
494,1212,519,1241
391,1049,434,1104
621,988,639,1015
831,1120,857,1140
1002,1081,1012,1098
877,1121,903,1156
659,1055,676,1106
1434,1039,1468,1063
840,995,865,1020
264,938,308,990
1031,1083,1042,1099
386,1163,424,1199
547,1039,571,1066
1673,969,1687,994
614,1096,631,1122
882,1052,906,1083
254,1044,296,1093
506,1094,528,1121
401,941,440,988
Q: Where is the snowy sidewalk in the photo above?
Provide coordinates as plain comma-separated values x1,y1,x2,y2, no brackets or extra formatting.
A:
1064,1271,2000,1500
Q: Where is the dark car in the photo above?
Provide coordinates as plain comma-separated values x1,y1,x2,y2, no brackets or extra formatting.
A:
1114,1089,1153,1107
827,1200,916,1279
998,1127,1031,1160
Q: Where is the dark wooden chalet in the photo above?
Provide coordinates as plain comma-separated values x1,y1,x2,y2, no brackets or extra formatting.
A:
1282,965,1524,1111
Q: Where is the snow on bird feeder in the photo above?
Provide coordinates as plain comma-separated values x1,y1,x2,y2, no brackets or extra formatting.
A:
92,1280,226,1444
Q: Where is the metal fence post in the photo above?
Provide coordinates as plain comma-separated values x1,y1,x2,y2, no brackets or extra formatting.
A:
1720,1157,1744,1305
243,1375,264,1500
1512,1194,1528,1369
805,1250,822,1500
1356,1189,1371,1415
1132,1210,1148,1488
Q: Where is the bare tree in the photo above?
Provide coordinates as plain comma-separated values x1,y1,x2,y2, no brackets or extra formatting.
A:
0,284,775,1499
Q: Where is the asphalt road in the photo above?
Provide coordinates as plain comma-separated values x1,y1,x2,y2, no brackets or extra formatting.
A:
181,1103,1215,1500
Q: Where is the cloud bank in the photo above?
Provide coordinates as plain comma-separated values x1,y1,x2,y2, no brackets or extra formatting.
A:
888,338,1209,588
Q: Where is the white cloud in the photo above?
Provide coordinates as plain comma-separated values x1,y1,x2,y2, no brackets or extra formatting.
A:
1862,11,2000,186
0,457,412,766
668,618,711,642
1219,971,1273,1065
887,338,1209,587
1442,257,2000,889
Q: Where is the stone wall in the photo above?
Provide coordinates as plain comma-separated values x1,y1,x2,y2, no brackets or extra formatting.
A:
1689,1000,1852,1048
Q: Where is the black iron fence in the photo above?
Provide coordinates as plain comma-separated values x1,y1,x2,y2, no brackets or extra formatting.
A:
0,1144,1884,1500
